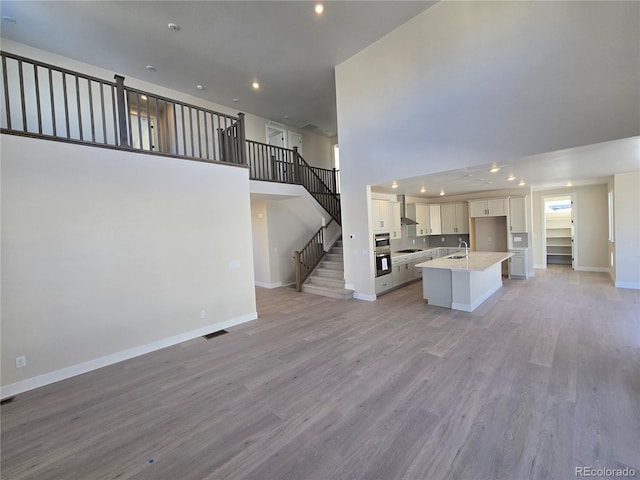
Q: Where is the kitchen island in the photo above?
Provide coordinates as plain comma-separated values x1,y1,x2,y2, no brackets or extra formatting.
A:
415,252,513,312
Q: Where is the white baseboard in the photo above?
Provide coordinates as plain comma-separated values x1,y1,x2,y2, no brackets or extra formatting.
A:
354,292,376,302
255,281,282,289
575,266,609,273
534,263,547,270
0,312,257,400
615,281,640,290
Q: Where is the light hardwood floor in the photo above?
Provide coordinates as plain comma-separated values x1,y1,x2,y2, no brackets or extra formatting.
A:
2,266,639,480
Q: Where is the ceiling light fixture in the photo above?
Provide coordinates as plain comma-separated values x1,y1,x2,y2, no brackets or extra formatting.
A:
439,189,445,196
196,84,204,90
232,98,240,103
518,180,526,186
146,65,156,71
391,182,398,189
315,4,324,15
420,187,426,193
489,166,500,173
140,95,148,101
507,174,516,181
168,23,180,31
566,182,573,187
252,81,260,90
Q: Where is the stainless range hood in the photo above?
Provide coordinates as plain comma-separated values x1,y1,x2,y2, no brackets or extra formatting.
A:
398,195,418,226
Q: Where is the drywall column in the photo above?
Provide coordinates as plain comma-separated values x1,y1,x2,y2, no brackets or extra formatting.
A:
613,172,640,288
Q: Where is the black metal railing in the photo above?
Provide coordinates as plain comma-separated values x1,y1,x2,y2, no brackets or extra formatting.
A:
247,139,341,224
293,222,330,291
0,51,245,166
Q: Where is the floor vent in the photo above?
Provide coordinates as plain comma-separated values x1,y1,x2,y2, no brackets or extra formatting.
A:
203,330,228,340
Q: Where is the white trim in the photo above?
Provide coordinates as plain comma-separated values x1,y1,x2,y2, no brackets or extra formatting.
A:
534,263,547,269
609,269,615,283
574,266,609,273
255,281,282,289
615,281,640,290
354,292,376,302
0,313,257,400
451,280,502,312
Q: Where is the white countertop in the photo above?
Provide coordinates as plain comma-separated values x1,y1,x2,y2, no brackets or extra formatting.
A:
415,251,514,272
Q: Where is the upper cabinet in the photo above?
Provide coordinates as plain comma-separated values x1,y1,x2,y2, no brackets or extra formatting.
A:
440,203,469,234
415,204,429,236
372,199,390,232
429,205,442,235
469,198,508,218
389,201,402,239
509,196,528,233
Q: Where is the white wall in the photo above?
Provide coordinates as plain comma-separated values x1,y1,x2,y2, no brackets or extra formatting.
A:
335,1,639,296
613,172,640,288
532,184,609,271
0,38,334,169
1,135,257,397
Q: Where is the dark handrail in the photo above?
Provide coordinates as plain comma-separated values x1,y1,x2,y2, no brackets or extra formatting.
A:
293,218,338,292
0,50,246,167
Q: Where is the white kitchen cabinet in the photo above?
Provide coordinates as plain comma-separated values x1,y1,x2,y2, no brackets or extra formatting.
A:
392,255,413,286
372,199,390,232
441,203,469,234
415,203,429,236
375,274,393,294
508,249,527,278
429,204,441,235
509,196,528,233
469,198,508,218
389,201,402,239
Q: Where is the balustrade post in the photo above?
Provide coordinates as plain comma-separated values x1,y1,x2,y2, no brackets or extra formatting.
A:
237,112,247,165
114,75,129,147
292,146,300,185
332,168,338,194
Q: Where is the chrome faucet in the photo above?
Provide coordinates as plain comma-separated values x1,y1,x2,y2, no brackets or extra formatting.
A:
458,240,469,257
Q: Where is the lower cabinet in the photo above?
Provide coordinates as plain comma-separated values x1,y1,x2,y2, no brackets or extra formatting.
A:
375,274,393,294
508,249,527,278
392,258,414,287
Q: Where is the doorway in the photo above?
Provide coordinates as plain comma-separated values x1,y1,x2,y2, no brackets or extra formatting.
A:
543,195,575,268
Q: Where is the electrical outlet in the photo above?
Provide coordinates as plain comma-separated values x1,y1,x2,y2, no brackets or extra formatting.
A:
200,310,206,319
412,239,415,244
441,237,445,242
16,356,26,368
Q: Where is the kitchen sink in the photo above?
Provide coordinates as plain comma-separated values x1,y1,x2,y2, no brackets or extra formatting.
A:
448,255,467,259
397,249,423,253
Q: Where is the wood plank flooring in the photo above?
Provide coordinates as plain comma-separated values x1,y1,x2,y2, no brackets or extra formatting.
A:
2,266,639,480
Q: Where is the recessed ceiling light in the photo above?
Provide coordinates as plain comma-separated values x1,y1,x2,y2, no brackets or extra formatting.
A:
518,180,526,186
232,98,240,103
252,81,260,90
440,189,445,196
168,23,180,31
283,115,289,119
391,182,398,189
3,16,17,24
196,84,204,90
507,174,516,181
489,167,500,173
420,187,426,193
145,65,156,71
566,182,573,187
315,4,324,15
140,95,148,101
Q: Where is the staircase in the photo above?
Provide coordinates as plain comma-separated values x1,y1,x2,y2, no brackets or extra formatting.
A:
302,239,354,300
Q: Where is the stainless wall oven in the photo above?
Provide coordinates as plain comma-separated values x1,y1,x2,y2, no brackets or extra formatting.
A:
374,233,392,277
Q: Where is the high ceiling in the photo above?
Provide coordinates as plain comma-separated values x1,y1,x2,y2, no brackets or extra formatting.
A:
0,1,435,138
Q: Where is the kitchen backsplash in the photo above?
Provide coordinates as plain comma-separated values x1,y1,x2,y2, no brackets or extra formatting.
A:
390,231,470,252
511,233,529,248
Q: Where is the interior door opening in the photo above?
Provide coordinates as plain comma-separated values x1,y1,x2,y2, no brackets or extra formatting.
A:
543,195,575,269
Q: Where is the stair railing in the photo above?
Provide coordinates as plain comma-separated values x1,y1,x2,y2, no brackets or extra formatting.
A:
293,218,336,292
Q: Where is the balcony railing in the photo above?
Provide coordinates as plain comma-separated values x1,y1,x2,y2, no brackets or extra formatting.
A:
1,50,340,222
0,51,245,166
